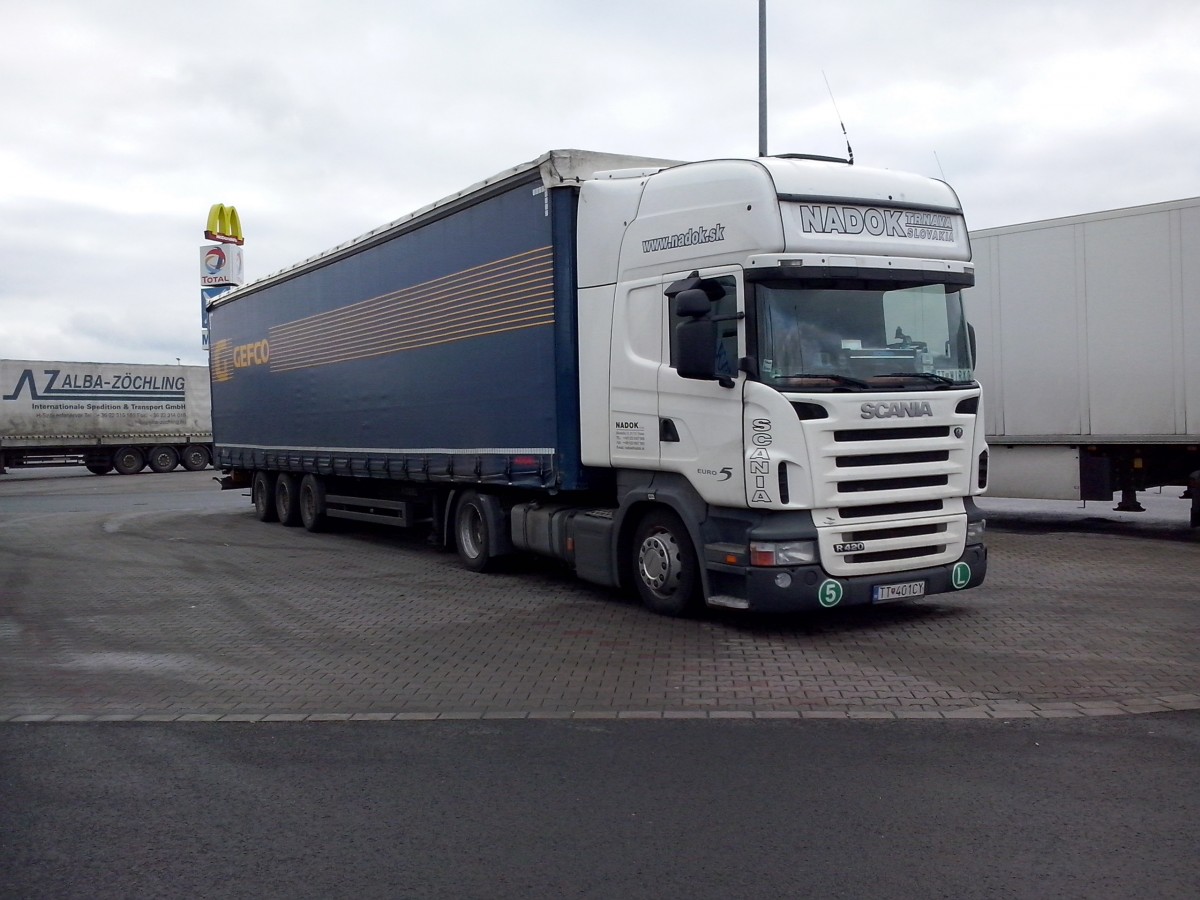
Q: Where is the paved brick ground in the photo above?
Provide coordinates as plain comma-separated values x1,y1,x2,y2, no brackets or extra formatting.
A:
1,471,1197,721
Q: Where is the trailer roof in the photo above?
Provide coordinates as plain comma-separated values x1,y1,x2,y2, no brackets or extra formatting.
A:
970,195,1200,238
212,150,679,305
212,149,975,308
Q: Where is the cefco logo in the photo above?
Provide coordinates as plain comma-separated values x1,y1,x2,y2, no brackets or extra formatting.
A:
234,339,270,368
210,338,269,383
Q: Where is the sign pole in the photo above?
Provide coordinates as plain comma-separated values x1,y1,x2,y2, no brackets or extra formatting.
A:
200,204,244,350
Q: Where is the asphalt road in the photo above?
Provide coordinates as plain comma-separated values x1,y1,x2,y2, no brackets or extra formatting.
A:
4,715,1198,900
2,467,1198,898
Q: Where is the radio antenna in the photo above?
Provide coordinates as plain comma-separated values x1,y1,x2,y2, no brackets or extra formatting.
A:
933,150,948,181
822,71,854,165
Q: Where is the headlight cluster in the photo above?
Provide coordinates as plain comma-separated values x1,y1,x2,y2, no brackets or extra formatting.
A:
967,519,986,543
749,540,817,567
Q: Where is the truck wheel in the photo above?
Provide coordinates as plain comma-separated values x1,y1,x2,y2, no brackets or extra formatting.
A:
275,473,301,526
112,446,146,475
148,445,179,473
252,471,278,522
299,474,327,532
631,509,701,617
86,462,114,475
455,491,495,572
181,444,210,471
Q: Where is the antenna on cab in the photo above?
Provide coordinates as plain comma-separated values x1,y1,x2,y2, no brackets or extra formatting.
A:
934,150,948,181
823,71,854,165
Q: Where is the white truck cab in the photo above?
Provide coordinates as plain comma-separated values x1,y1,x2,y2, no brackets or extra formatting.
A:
577,155,987,612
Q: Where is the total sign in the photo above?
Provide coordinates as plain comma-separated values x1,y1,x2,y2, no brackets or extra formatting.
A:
200,243,245,287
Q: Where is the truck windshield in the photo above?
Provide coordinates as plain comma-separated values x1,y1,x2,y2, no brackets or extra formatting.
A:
754,282,974,389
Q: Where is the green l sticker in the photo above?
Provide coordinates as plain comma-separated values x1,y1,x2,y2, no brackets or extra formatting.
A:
951,562,971,589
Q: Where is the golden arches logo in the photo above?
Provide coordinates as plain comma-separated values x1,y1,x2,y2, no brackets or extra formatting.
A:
205,203,244,245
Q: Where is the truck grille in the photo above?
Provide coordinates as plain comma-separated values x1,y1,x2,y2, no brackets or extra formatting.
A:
801,398,978,576
818,514,964,577
815,421,965,507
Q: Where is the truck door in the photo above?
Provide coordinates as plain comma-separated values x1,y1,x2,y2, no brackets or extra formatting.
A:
657,267,747,507
607,277,667,469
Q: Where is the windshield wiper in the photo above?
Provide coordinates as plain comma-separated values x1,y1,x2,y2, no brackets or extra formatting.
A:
777,373,872,389
881,372,958,386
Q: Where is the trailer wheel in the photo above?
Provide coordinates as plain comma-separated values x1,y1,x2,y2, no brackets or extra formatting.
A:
252,471,278,522
631,509,701,617
112,446,146,475
148,445,179,473
86,462,114,475
455,491,496,572
299,474,327,532
275,473,301,526
181,444,210,471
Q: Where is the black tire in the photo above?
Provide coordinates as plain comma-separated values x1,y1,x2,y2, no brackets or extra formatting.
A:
454,491,495,572
181,444,210,471
112,446,146,475
147,445,179,473
252,470,278,522
630,509,702,616
275,473,301,526
299,474,327,533
85,462,114,475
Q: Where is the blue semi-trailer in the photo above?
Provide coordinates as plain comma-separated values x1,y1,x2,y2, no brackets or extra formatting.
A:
209,149,989,615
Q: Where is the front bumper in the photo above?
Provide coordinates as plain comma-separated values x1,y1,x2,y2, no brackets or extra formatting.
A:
705,542,988,613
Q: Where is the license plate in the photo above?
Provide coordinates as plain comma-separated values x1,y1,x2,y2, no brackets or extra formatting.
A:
873,581,925,602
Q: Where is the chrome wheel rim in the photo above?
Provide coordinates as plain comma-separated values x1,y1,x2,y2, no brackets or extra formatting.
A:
638,529,681,598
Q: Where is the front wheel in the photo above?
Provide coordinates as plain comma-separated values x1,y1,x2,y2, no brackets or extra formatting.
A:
631,510,702,617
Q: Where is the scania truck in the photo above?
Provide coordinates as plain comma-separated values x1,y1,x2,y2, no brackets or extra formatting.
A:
209,149,988,615
1,359,212,475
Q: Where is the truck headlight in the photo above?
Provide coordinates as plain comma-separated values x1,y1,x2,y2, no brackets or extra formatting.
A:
967,519,986,543
749,540,817,567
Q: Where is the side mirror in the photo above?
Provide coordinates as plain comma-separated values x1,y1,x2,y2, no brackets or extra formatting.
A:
666,275,740,388
673,288,711,318
676,319,719,380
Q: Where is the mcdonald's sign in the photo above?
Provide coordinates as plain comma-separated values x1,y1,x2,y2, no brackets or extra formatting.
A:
205,203,244,245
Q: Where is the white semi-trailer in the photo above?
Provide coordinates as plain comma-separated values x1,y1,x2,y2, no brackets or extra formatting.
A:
210,150,990,615
0,360,213,475
964,198,1200,526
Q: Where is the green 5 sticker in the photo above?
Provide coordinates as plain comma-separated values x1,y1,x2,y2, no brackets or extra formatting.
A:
818,579,844,607
951,562,971,590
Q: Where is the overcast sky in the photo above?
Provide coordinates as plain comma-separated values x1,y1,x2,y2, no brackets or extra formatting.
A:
3,0,1198,366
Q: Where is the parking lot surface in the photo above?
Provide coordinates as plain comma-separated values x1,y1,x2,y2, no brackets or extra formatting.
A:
1,469,1197,721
